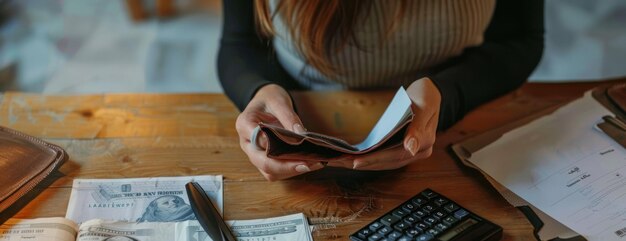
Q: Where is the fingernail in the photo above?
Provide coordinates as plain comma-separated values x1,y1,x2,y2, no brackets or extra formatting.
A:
258,134,268,149
353,160,369,170
293,123,306,134
295,164,311,173
406,138,418,156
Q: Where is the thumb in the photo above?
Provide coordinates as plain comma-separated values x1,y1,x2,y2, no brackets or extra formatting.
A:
403,123,420,156
268,100,306,134
403,105,423,156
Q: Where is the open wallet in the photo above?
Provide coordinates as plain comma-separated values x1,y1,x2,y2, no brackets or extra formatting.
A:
0,126,68,224
252,88,414,161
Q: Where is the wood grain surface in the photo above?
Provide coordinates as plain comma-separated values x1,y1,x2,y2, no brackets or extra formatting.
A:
1,80,621,240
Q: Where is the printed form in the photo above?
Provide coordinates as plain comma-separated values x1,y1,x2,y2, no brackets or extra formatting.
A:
470,92,626,241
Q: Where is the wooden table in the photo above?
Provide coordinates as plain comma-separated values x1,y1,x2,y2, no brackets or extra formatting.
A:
1,80,621,240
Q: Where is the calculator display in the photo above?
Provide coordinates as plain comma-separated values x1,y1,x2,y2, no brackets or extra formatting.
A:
438,218,478,241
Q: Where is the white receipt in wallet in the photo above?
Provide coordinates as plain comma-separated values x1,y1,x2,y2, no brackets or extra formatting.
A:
470,92,626,241
353,87,413,151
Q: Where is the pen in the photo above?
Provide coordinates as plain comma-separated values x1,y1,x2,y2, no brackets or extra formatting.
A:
185,182,237,241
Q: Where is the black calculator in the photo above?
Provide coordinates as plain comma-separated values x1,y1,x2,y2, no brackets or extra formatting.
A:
349,189,502,241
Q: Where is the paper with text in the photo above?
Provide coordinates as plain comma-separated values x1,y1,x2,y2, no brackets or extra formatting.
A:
471,92,626,240
0,218,77,241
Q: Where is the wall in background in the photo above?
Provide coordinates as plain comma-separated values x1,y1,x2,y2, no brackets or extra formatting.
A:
0,0,624,94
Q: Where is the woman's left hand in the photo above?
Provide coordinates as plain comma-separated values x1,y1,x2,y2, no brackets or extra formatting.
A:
328,77,441,170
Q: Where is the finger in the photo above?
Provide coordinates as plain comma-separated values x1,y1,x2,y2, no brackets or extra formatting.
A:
266,99,306,133
404,109,437,156
243,142,324,181
236,111,263,142
257,132,268,150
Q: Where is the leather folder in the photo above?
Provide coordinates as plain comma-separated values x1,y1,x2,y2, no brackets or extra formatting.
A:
449,83,626,241
0,126,68,224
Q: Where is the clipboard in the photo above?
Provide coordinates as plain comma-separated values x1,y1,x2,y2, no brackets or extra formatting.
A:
449,83,626,241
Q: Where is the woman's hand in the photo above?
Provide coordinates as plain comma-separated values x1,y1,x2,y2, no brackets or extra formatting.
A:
236,84,325,181
328,77,441,170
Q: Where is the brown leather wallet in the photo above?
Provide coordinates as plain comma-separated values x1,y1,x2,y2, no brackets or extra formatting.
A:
254,88,415,161
0,126,68,223
257,122,411,161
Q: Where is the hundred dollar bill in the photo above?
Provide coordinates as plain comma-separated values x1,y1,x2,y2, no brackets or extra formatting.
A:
0,218,78,241
75,213,313,241
177,213,313,241
66,176,223,224
76,219,175,241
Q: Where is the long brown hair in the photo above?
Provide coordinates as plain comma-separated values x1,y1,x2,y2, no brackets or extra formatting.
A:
254,0,405,77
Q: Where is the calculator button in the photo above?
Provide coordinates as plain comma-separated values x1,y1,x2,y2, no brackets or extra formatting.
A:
421,190,439,199
442,216,458,226
426,228,439,236
416,233,435,241
381,214,401,226
433,197,449,206
393,222,410,232
411,197,427,206
401,203,418,212
396,236,412,241
434,223,449,233
423,217,438,225
379,226,393,236
412,210,428,219
443,203,460,213
404,228,421,237
369,222,383,232
403,216,418,225
388,231,403,239
392,209,409,218
422,205,435,213
415,222,430,230
433,210,447,219
357,228,373,239
454,209,470,220
368,233,383,241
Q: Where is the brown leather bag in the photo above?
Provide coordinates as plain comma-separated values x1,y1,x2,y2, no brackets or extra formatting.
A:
0,126,68,224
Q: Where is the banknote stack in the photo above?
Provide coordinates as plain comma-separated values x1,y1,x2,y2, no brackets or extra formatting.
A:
0,176,313,241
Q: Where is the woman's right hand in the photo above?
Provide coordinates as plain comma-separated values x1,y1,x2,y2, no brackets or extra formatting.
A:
235,84,325,181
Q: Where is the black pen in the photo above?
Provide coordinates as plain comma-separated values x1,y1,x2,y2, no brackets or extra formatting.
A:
186,182,237,241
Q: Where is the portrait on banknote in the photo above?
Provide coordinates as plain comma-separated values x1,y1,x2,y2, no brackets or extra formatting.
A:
136,195,196,222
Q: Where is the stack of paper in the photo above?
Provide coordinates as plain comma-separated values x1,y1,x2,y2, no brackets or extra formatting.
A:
466,92,626,241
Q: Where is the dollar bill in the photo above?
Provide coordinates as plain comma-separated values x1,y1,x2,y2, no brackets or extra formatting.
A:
76,219,175,241
66,176,223,224
178,213,313,241
75,213,312,241
0,218,78,241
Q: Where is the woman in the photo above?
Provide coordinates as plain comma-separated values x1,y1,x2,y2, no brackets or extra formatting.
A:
218,0,544,181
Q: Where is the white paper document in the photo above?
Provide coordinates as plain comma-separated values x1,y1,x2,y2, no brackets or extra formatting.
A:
470,92,626,241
